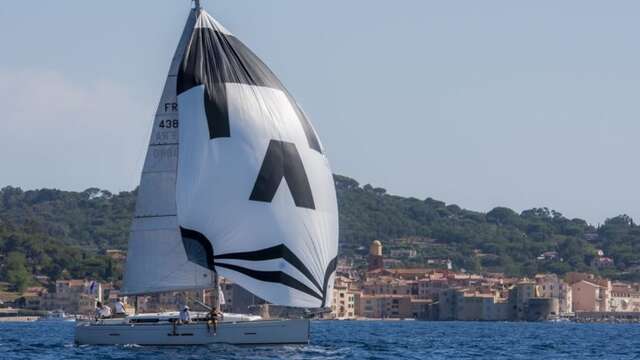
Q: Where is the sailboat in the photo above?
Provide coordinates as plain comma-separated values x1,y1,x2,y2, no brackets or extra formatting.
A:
75,0,338,345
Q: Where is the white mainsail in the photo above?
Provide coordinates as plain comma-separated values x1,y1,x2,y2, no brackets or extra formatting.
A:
124,6,338,309
122,9,215,295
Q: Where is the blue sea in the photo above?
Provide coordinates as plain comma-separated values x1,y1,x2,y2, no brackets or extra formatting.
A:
2,320,640,359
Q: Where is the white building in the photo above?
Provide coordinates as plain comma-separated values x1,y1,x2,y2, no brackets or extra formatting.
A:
610,283,640,312
390,249,417,259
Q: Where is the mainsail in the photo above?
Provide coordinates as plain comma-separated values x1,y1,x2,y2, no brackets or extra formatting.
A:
122,8,213,295
124,5,338,309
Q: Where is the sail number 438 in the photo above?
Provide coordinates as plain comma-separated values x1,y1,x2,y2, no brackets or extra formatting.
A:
159,119,179,128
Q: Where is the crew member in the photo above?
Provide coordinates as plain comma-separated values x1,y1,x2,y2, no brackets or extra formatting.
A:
94,301,103,320
114,298,127,318
180,305,191,324
101,302,112,319
95,301,112,320
207,306,223,335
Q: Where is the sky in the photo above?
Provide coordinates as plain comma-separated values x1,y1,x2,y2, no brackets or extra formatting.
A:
1,0,639,225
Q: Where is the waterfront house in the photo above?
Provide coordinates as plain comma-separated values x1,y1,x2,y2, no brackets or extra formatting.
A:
571,280,610,312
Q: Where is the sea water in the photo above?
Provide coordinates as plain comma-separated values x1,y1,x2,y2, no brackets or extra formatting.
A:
2,320,640,359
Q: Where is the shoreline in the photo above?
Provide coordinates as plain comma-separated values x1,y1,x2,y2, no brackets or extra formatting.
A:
0,316,39,322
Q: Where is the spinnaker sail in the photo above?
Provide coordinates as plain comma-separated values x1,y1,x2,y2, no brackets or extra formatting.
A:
124,6,338,309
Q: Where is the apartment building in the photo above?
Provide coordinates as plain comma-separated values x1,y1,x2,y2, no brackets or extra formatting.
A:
571,280,610,312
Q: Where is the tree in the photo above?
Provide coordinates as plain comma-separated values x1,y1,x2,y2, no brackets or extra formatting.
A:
4,252,32,292
487,207,520,226
2,176,640,281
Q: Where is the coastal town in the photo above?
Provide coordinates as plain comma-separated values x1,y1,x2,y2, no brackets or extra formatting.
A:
1,240,639,323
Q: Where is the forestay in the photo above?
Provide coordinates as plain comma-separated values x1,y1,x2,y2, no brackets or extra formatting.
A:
124,6,338,309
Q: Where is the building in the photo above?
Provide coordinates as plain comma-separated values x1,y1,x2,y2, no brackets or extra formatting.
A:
535,274,572,314
383,259,403,268
40,280,102,315
390,249,417,259
438,288,461,320
359,294,412,318
416,275,450,299
527,298,559,321
438,289,510,321
368,240,384,272
571,280,610,312
368,267,436,281
508,281,540,320
591,256,615,269
361,276,413,297
410,298,434,319
537,251,560,261
330,276,357,319
216,278,265,315
16,287,48,310
610,283,640,312
426,259,453,270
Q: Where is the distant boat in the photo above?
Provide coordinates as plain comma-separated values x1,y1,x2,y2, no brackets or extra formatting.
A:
75,0,338,346
38,310,75,322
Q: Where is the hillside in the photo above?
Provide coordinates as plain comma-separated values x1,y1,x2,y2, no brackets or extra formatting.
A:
1,175,640,291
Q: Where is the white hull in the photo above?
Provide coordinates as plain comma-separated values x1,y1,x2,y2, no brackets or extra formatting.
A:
75,319,310,345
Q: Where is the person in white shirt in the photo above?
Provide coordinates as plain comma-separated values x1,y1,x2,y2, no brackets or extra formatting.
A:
95,301,112,320
100,304,112,319
94,301,103,320
179,305,191,324
114,299,127,318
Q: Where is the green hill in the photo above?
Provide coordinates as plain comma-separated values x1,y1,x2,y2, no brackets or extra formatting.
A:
1,175,640,291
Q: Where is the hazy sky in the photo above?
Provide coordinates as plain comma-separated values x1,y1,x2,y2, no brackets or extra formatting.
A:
1,1,639,225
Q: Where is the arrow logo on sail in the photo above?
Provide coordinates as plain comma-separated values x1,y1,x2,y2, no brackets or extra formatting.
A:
249,140,315,209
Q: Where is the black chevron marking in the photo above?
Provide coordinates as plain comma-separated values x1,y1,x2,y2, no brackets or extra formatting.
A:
249,140,315,209
214,262,323,301
321,256,338,307
180,227,215,271
215,244,322,293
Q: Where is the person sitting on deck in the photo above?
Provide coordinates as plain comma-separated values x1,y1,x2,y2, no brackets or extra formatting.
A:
94,301,103,320
113,298,127,318
179,305,191,324
95,301,112,320
207,306,223,335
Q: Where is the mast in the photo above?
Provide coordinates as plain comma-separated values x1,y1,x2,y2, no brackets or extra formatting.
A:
214,272,220,310
193,0,217,310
